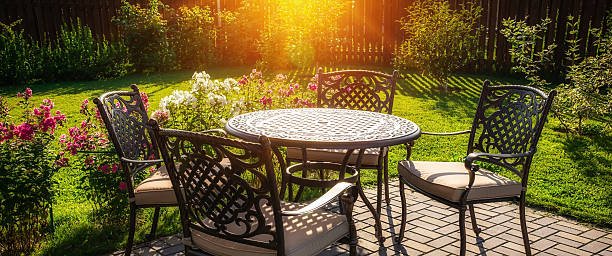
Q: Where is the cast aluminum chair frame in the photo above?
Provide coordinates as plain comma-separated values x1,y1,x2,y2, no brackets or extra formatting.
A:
150,120,359,256
94,85,225,255
396,81,556,256
285,68,398,214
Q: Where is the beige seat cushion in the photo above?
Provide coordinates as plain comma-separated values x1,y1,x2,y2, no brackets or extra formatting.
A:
398,161,522,202
286,147,382,166
191,202,349,256
134,158,231,206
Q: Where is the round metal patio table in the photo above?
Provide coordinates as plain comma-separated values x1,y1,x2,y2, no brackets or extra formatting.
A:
225,108,421,242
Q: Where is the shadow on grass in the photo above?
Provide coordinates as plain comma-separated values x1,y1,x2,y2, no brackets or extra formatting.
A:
39,207,181,255
561,133,612,226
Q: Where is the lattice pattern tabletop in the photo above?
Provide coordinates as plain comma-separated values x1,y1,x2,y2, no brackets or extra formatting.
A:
225,108,420,149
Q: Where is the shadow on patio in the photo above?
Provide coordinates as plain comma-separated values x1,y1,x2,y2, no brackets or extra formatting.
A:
109,181,612,256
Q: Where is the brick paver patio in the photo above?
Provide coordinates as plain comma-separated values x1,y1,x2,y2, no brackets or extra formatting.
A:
110,181,612,256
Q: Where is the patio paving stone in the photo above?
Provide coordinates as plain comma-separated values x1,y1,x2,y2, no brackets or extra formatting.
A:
109,180,612,256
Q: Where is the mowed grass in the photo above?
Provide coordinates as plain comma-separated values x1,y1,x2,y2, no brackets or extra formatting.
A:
1,66,610,255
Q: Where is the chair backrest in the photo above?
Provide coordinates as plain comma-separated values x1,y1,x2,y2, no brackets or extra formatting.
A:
316,68,398,114
94,85,158,169
150,122,285,253
467,81,556,182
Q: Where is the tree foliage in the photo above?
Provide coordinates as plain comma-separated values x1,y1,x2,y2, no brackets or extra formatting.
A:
395,0,481,90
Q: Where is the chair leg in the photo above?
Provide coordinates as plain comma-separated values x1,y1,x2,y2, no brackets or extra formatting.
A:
383,154,390,205
396,180,407,242
376,165,383,215
468,204,481,235
519,197,532,255
125,204,137,256
146,207,161,240
459,206,467,256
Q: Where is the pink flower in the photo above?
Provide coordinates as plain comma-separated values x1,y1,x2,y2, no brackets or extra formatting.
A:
0,123,13,142
13,122,35,141
98,164,110,174
42,99,54,109
140,92,149,111
308,82,318,91
40,117,57,133
118,181,127,191
111,164,119,173
259,96,272,107
151,110,169,123
33,108,42,116
95,108,102,121
55,157,69,167
24,88,32,99
80,99,89,114
238,75,248,85
59,134,67,143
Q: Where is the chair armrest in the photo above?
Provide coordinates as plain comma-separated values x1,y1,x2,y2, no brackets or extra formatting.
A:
200,128,227,137
421,130,471,136
121,157,163,172
282,182,355,216
464,151,534,170
120,157,164,165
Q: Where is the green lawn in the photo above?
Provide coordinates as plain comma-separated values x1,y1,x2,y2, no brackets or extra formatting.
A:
1,66,610,255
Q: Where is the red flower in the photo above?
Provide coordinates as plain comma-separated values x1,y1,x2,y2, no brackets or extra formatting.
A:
24,88,32,99
308,82,318,91
13,122,35,141
140,92,149,111
80,99,89,114
238,75,248,85
259,96,273,107
118,181,127,191
98,164,110,174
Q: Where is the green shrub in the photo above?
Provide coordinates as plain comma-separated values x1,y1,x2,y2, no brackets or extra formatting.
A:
0,89,66,255
114,0,175,72
500,18,556,87
43,19,130,81
395,0,481,91
555,14,612,134
0,19,129,85
59,98,130,222
0,20,42,85
167,6,217,69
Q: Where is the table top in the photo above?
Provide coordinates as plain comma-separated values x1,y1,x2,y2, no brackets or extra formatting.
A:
225,108,420,149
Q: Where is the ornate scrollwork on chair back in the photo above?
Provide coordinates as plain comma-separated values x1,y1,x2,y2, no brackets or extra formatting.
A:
317,69,397,114
153,126,281,251
468,81,556,178
96,85,158,169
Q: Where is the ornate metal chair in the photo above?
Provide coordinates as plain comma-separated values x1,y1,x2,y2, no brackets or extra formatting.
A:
150,120,359,256
285,68,397,214
94,85,226,255
396,81,556,256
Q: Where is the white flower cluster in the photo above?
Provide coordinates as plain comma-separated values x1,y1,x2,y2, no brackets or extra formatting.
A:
156,71,248,126
159,90,197,111
191,71,240,94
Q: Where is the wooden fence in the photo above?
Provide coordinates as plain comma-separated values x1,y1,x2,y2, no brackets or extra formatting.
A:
1,0,610,70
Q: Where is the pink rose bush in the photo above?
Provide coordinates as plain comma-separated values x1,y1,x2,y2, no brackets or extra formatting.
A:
0,88,66,255
59,97,131,221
